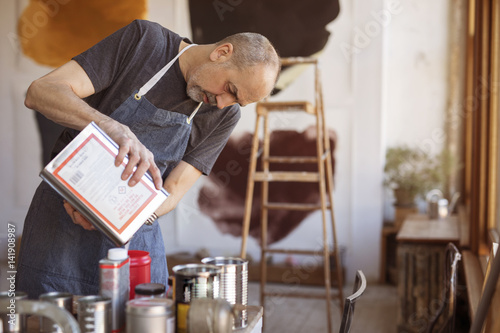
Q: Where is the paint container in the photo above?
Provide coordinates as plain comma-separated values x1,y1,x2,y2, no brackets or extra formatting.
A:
0,291,27,332
39,292,73,333
201,257,248,329
100,248,129,332
126,298,174,333
128,250,151,300
77,296,111,333
172,264,221,333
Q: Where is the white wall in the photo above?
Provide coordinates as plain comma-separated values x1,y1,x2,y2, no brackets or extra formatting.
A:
0,0,450,284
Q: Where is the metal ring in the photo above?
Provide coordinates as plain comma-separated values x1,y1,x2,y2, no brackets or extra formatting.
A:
144,212,158,225
134,94,141,101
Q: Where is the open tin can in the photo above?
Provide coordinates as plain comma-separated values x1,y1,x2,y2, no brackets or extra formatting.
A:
172,264,221,333
201,257,248,329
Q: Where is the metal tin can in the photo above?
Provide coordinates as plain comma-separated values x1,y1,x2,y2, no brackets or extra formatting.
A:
172,264,221,333
39,292,73,333
99,248,129,332
126,298,174,333
77,296,111,333
0,291,27,332
201,257,248,329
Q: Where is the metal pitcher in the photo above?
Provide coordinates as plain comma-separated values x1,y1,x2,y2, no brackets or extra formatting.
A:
426,189,448,219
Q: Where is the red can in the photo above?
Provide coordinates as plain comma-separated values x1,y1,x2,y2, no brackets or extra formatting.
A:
128,250,151,299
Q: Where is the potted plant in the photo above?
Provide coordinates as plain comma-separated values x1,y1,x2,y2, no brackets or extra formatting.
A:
383,146,445,207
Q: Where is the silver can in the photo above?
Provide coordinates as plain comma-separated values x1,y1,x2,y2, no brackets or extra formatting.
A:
0,291,27,332
172,264,221,333
201,257,248,329
39,292,73,333
77,296,111,333
126,298,174,333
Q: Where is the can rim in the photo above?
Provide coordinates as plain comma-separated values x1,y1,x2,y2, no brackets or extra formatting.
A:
78,295,111,305
172,263,221,277
39,291,73,300
201,256,248,267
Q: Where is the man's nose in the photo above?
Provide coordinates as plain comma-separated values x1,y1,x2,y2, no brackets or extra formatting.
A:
216,93,236,109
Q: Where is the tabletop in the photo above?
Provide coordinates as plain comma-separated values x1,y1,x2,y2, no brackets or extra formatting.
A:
396,213,459,244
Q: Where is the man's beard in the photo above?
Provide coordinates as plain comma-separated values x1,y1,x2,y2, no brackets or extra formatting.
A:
187,85,217,106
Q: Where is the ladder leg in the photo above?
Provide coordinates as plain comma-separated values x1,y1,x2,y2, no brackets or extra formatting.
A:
325,152,345,309
260,110,271,329
240,114,262,259
319,64,344,313
316,134,333,333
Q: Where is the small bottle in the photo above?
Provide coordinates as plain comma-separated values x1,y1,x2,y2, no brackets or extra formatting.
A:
99,248,130,333
135,283,166,299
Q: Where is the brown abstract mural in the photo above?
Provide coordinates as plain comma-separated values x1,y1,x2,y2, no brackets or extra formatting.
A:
198,126,336,245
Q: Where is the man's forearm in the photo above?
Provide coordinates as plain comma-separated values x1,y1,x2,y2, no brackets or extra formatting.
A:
155,161,202,217
25,73,108,131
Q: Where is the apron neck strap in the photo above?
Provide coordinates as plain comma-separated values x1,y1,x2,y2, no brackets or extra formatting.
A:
187,102,203,124
136,43,197,98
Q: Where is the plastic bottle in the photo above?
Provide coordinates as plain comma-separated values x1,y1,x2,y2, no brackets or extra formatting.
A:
128,250,151,300
99,248,130,332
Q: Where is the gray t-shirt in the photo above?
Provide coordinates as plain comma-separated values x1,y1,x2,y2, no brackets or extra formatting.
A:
54,19,240,176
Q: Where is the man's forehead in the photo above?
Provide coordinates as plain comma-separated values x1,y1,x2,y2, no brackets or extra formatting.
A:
234,66,276,104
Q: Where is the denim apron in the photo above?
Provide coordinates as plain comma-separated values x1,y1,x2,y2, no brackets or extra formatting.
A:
17,44,199,298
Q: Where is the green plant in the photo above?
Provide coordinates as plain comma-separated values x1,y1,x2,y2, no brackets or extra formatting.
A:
383,146,451,202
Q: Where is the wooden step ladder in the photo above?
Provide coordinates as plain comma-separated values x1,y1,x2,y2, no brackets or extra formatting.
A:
240,57,344,333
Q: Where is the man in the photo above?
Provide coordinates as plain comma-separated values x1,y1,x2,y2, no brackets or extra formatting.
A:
17,19,280,298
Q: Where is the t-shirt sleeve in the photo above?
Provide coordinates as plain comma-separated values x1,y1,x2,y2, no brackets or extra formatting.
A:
183,105,241,175
72,20,148,93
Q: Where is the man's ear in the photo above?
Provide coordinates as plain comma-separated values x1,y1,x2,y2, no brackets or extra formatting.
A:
209,43,234,62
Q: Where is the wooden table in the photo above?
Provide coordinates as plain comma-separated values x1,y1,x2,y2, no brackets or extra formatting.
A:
396,214,459,333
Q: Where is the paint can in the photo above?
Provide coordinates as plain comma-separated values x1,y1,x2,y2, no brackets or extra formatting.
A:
0,291,27,332
172,264,221,333
201,257,248,329
126,298,174,333
77,296,111,333
39,292,73,333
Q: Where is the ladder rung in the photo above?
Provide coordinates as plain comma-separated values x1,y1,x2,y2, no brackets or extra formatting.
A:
257,101,315,114
262,248,335,256
262,291,342,300
265,156,318,163
264,202,330,211
253,171,320,182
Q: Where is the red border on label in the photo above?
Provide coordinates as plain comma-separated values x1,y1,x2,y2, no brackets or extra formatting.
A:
53,134,157,234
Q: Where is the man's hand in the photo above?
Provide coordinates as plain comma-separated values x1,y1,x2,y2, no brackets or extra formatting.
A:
63,200,95,230
24,60,163,191
98,119,163,190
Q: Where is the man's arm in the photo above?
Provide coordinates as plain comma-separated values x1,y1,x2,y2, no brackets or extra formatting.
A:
155,161,203,216
64,160,201,230
25,60,163,189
